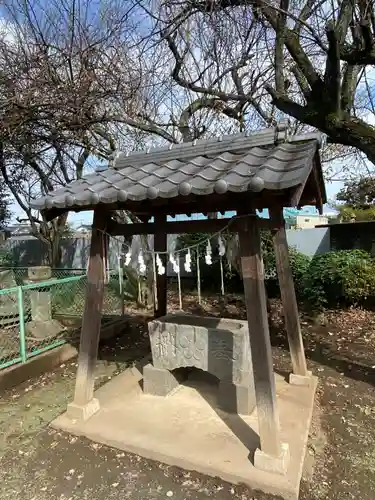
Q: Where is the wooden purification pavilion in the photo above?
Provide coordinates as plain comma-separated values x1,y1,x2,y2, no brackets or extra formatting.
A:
31,121,326,476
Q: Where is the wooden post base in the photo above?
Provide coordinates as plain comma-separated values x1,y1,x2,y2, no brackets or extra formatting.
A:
254,443,290,475
66,398,100,422
289,371,313,386
71,210,106,413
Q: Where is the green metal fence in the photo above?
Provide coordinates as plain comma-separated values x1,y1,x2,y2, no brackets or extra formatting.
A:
0,269,124,371
1,267,87,285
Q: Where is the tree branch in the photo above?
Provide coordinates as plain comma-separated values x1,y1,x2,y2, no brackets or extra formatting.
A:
340,47,375,65
275,0,289,93
340,2,375,64
324,22,341,115
165,33,259,103
290,65,310,101
336,0,354,44
341,63,362,113
264,87,308,123
180,0,323,89
115,114,178,144
0,143,42,238
178,97,239,141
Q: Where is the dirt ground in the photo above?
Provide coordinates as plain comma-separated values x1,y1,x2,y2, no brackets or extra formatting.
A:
1,294,375,500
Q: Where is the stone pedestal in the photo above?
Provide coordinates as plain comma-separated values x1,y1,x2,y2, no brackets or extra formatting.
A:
143,364,182,396
145,313,256,415
26,266,58,339
289,371,313,387
29,288,52,322
27,266,53,322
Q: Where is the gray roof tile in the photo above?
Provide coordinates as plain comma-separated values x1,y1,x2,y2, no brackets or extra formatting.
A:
30,127,321,213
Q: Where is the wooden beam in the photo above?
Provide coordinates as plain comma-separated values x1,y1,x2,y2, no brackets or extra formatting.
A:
42,190,290,222
270,208,308,377
154,214,167,318
67,209,106,421
108,216,273,237
311,164,324,214
238,213,282,459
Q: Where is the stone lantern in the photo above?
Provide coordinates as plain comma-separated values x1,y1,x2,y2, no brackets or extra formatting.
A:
25,266,63,339
27,266,53,322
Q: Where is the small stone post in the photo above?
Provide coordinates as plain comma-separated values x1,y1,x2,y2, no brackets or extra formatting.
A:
27,266,53,323
26,266,63,340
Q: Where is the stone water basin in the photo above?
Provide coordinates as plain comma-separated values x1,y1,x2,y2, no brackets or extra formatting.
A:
144,313,256,414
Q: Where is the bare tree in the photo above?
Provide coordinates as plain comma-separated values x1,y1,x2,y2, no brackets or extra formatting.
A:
147,0,375,178
4,0,373,268
0,0,148,265
0,0,275,265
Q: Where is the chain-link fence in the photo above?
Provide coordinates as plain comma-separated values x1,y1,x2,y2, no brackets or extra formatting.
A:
0,267,87,285
0,268,125,371
0,267,123,314
0,286,22,369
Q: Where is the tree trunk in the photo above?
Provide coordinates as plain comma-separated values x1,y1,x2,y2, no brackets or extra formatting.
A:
48,234,62,268
270,94,375,167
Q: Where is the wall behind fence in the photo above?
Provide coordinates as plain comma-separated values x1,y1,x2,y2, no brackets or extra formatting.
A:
328,221,375,254
3,234,188,276
8,224,375,280
3,228,333,270
286,227,331,257
3,236,122,269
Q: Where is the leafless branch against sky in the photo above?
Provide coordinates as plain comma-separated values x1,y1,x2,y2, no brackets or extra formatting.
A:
0,0,375,259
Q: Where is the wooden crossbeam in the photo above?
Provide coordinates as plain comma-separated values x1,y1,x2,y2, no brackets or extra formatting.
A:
108,216,273,237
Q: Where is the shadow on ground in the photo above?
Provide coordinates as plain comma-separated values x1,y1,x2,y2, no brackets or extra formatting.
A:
180,293,375,388
1,295,375,500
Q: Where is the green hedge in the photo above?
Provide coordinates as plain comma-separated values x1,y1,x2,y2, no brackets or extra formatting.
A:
261,230,311,298
177,233,375,310
302,249,375,309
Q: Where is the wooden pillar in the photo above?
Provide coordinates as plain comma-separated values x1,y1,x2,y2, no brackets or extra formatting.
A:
154,214,167,318
67,210,107,421
270,207,308,378
238,214,283,460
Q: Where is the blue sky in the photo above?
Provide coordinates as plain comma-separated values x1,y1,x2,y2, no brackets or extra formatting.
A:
2,1,347,227
0,1,356,227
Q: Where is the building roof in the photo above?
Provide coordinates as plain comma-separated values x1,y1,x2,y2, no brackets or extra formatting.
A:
30,123,326,220
75,224,92,231
6,224,33,235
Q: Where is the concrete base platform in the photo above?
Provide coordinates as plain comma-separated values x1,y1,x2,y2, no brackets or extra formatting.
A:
52,366,317,500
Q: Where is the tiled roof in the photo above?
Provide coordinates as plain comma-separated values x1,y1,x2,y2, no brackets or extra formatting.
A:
30,125,321,213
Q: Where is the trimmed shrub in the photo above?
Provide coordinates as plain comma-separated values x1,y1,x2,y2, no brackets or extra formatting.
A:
0,248,14,266
262,243,310,298
303,249,375,309
289,249,311,296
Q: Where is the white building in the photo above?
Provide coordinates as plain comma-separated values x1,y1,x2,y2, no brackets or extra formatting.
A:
294,213,339,229
295,214,329,229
